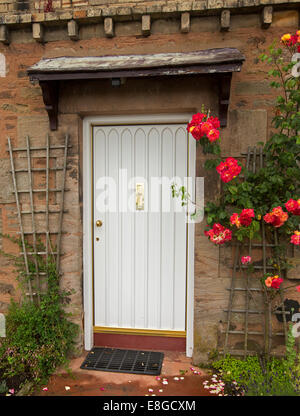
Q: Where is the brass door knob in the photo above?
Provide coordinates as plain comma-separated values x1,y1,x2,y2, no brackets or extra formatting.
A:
96,220,103,227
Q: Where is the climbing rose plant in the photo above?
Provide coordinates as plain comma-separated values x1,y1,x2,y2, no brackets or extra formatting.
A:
176,32,300,300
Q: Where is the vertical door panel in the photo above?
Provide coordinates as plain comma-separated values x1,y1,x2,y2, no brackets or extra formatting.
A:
160,127,175,330
120,128,134,328
94,128,107,326
174,127,188,330
107,128,119,327
147,128,161,329
134,128,147,328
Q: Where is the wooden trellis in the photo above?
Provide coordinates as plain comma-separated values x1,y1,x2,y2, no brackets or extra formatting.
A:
222,146,289,357
7,134,70,304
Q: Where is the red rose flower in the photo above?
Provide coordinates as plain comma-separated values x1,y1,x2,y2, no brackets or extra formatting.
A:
230,213,241,228
204,223,232,245
270,276,284,289
263,206,288,228
241,256,252,265
265,275,284,289
187,112,205,131
187,112,221,143
239,209,255,227
291,231,300,246
200,121,214,136
207,129,220,143
285,198,300,215
216,158,241,183
188,125,202,141
207,116,220,129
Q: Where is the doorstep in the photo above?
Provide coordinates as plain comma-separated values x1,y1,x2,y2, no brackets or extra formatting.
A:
34,350,214,396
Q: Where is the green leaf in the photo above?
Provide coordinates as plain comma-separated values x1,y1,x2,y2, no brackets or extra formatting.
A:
207,216,213,224
228,185,238,194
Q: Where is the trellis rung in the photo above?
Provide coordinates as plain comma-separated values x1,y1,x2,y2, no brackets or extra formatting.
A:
222,330,264,335
219,350,258,356
12,188,70,193
224,309,290,315
226,287,263,292
21,209,68,214
7,145,72,151
240,151,265,156
34,272,63,276
10,168,65,173
17,231,67,235
230,265,276,270
224,309,264,314
231,243,277,248
20,251,59,255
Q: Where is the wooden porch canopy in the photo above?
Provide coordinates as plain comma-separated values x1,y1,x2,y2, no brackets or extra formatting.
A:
27,48,245,131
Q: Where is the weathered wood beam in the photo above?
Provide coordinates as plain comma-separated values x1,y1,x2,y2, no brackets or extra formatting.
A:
29,63,243,83
32,23,44,42
142,15,151,37
181,12,190,34
68,19,79,41
104,17,114,38
0,25,9,45
262,6,273,29
220,10,230,32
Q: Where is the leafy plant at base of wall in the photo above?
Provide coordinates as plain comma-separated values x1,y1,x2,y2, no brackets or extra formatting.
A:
0,234,78,388
0,380,8,394
212,325,300,396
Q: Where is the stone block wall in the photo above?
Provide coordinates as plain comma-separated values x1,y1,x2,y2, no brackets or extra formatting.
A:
0,3,298,361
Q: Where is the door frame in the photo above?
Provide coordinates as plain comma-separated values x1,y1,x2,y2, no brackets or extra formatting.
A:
83,114,195,357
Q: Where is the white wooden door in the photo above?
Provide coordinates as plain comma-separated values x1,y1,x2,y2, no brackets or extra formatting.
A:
93,124,188,333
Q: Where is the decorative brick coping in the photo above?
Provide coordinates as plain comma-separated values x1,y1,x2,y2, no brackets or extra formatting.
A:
0,0,298,26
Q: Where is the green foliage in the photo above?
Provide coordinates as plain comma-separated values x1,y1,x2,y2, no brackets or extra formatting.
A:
213,326,300,396
202,39,300,241
171,183,190,207
200,137,221,155
0,380,8,394
213,355,299,396
0,236,78,387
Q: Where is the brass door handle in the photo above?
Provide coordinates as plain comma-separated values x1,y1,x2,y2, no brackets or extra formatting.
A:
96,220,103,227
